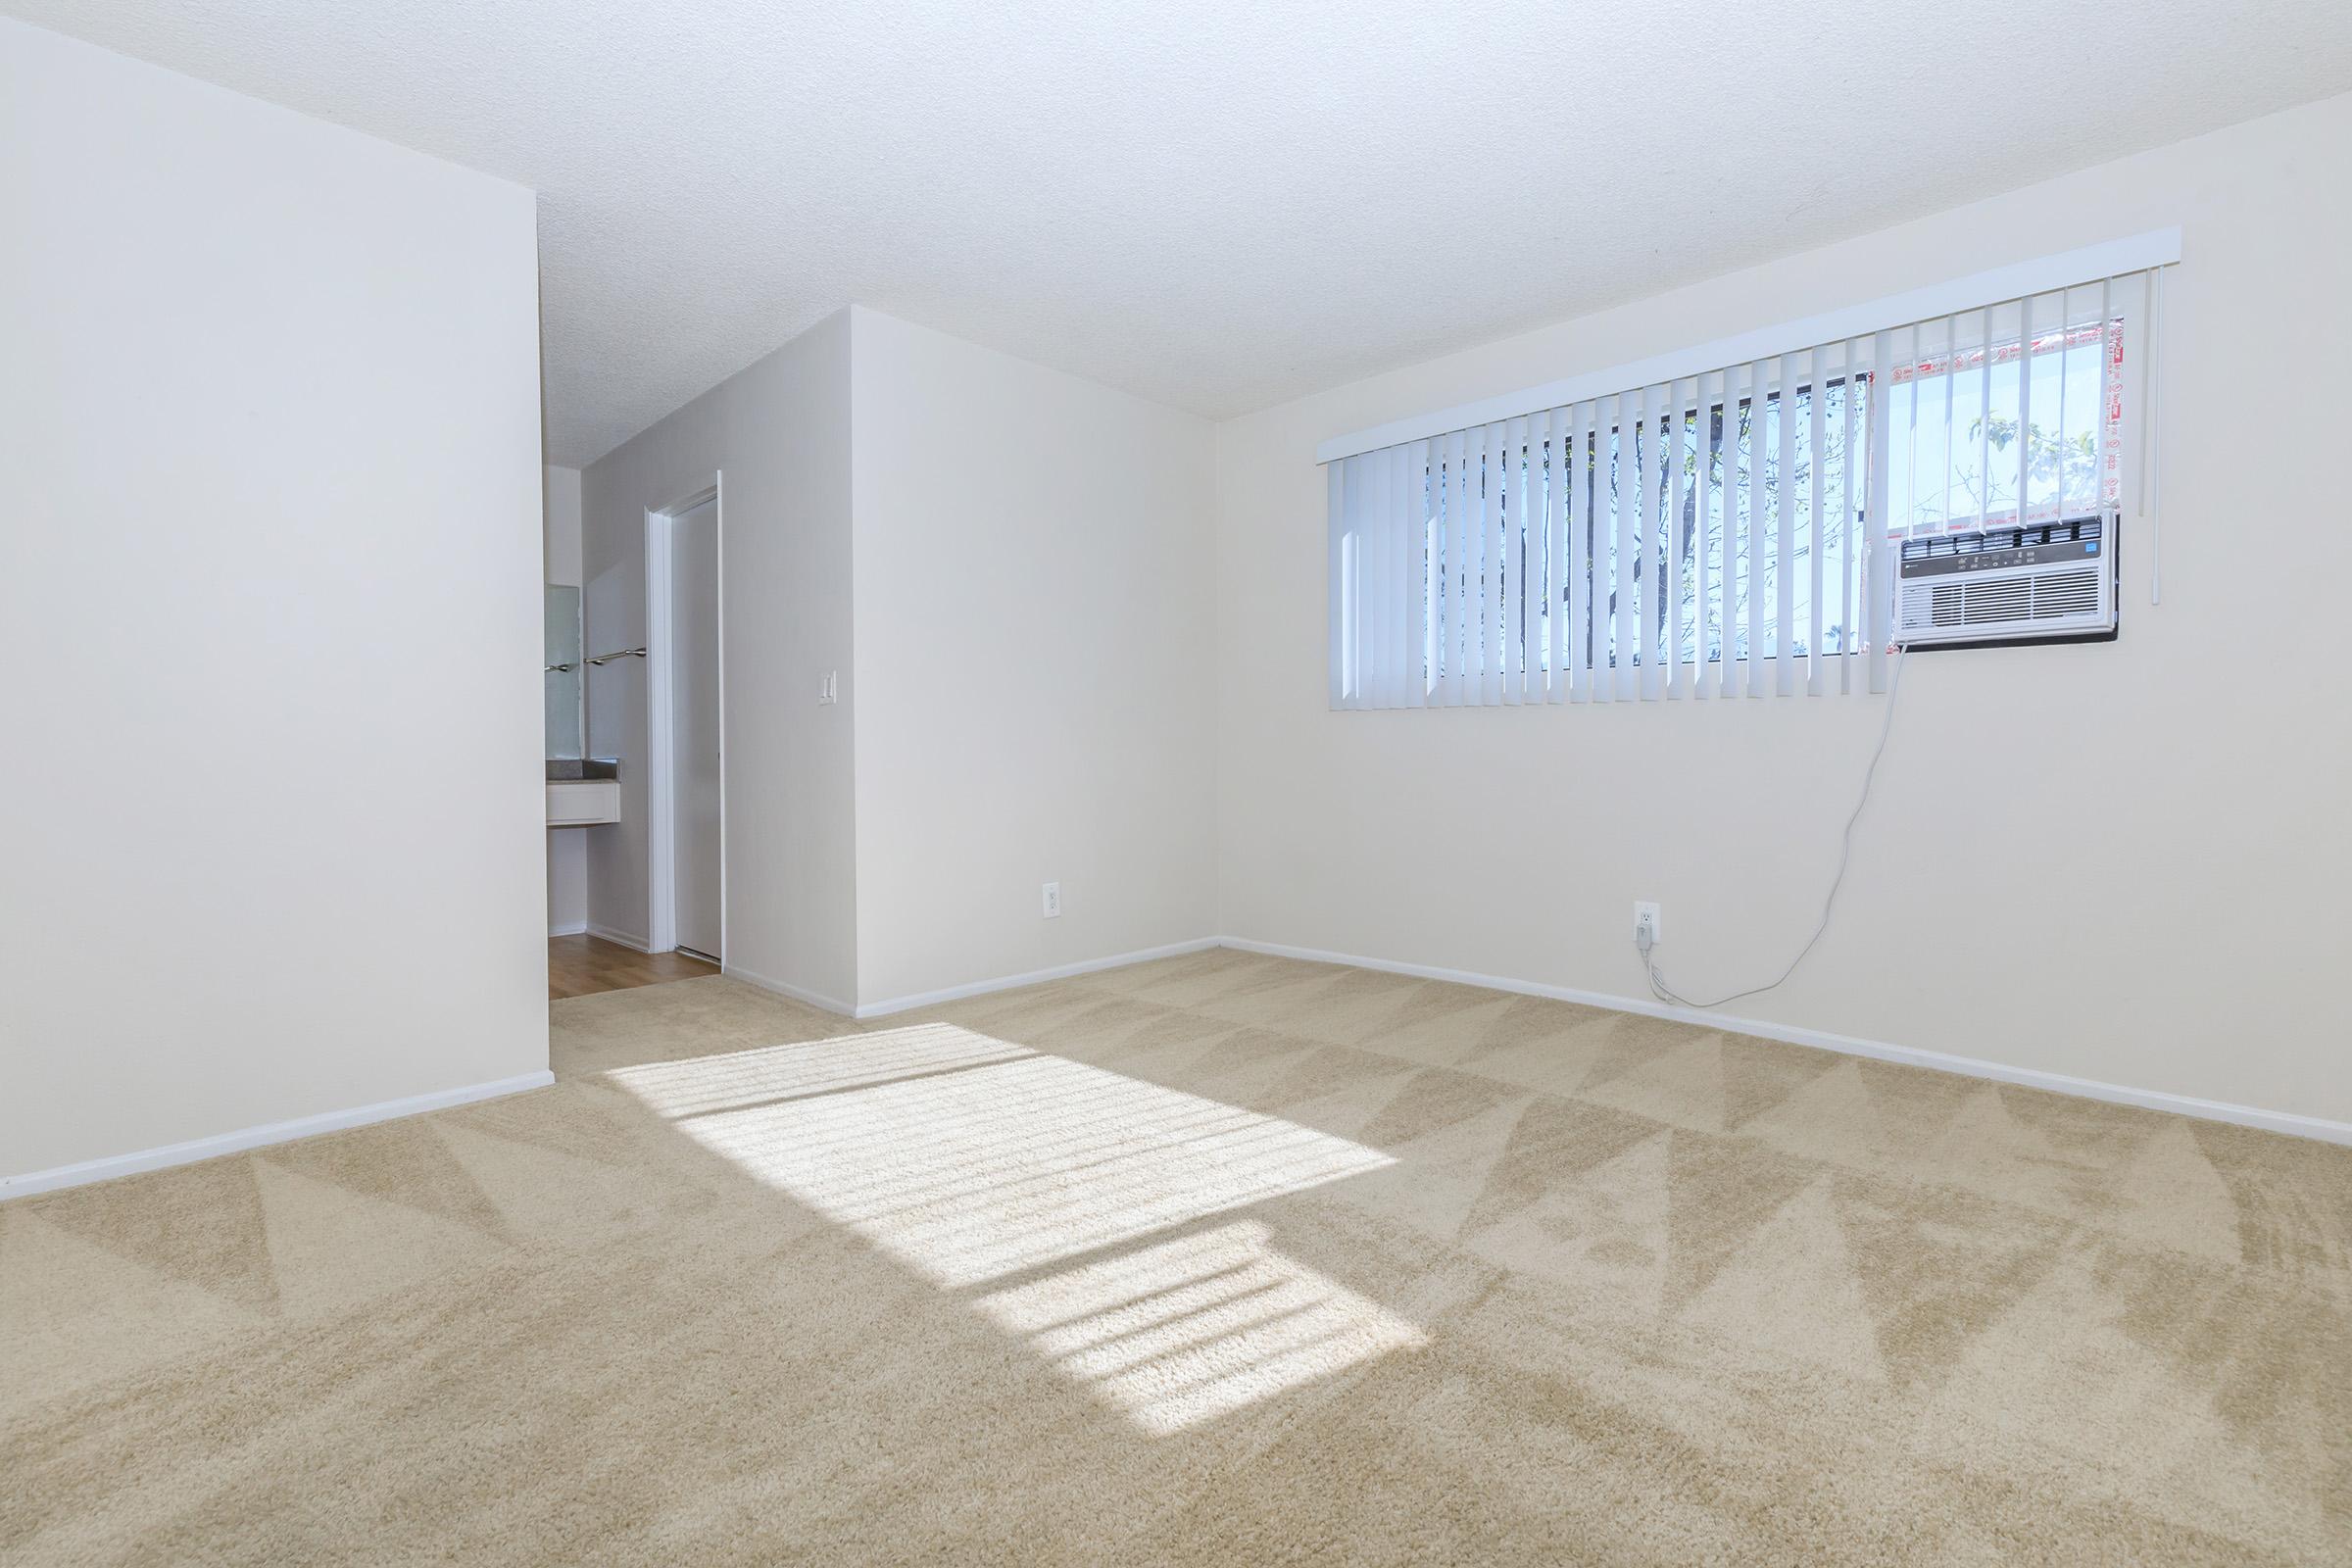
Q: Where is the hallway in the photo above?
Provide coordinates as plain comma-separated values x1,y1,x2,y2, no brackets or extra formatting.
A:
548,934,716,1000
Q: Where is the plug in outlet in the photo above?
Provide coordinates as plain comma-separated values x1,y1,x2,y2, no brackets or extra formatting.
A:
1042,882,1061,919
1633,902,1662,948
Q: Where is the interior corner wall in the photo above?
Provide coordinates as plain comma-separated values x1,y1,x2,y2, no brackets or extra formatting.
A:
1212,91,2352,1130
544,464,587,934
543,464,584,586
579,311,858,1009
848,308,1218,1007
0,20,548,1182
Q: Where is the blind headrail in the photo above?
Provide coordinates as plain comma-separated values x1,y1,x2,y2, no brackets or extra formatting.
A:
1314,228,2181,466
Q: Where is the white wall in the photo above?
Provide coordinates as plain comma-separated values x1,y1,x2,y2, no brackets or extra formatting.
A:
1215,92,2352,1130
543,463,583,586
0,21,548,1181
544,464,587,935
547,827,589,938
849,310,1217,1006
580,311,858,1007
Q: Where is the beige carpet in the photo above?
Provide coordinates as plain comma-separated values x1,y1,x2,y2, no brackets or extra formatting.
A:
4,949,2348,1564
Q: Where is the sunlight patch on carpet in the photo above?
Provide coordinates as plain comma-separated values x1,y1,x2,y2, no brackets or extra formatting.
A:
609,1025,1397,1290
976,1220,1427,1433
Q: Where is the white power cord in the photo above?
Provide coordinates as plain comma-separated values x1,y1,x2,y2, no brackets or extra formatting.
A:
1638,646,1908,1010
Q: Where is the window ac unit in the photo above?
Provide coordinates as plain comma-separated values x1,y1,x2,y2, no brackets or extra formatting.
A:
1896,514,2117,648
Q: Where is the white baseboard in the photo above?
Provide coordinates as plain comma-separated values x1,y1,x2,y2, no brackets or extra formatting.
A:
852,938,1224,1020
721,960,856,1018
1215,937,2352,1148
586,923,653,953
718,940,1224,1022
0,1070,558,1201
548,919,589,938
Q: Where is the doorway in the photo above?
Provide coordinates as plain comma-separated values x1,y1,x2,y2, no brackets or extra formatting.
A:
647,482,724,966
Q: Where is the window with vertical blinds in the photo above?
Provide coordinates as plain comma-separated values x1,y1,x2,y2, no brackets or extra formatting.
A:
1326,248,2168,710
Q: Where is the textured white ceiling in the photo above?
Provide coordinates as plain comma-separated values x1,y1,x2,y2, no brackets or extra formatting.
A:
13,1,2351,464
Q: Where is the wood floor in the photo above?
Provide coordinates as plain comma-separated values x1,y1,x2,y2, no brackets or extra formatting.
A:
549,934,717,1000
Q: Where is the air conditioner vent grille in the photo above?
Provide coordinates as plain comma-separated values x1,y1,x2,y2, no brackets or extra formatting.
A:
1905,566,2104,629
1901,514,2105,562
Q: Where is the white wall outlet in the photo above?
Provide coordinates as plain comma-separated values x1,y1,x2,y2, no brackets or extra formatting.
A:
1633,901,1662,944
1042,882,1061,919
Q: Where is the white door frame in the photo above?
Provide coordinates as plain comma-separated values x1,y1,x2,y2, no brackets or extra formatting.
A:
644,473,725,961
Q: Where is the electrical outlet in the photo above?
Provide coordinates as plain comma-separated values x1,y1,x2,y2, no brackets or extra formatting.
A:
1042,882,1060,919
1633,902,1662,944
817,671,838,705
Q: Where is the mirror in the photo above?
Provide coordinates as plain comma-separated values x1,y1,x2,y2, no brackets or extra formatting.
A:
545,584,583,760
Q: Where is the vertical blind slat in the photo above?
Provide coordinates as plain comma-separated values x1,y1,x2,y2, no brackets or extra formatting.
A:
2151,267,2163,597
1940,313,1958,534
1591,399,1606,702
2149,269,2164,522
1563,409,1583,703
1439,431,1459,707
1570,403,1593,703
1543,411,1561,700
1668,378,1689,699
2017,295,2039,532
1661,390,1675,695
1466,425,1486,705
2138,270,2160,605
1648,383,1669,700
1611,393,1635,701
1475,421,1497,705
1977,306,1996,531
1839,338,1858,694
1510,416,1531,703
1592,396,1610,700
1599,394,1618,702
1497,419,1519,706
1512,419,1532,702
1534,406,1550,702
1461,432,1477,704
1440,435,1458,706
1866,328,1891,693
1373,444,1392,710
2055,287,2074,520
1329,457,1348,709
1533,420,1552,700
1454,428,1472,706
1643,383,1666,701
1448,422,1467,705
1545,407,1567,704
1492,419,1512,704
1354,450,1373,708
1807,345,1826,695
1694,371,1715,700
1744,360,1766,697
1407,439,1429,707
1591,397,1608,702
1629,390,1642,699
1430,438,1448,707
1774,352,1795,697
1721,368,1740,698
1626,388,1644,700
1571,404,1590,705
2107,278,2126,531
